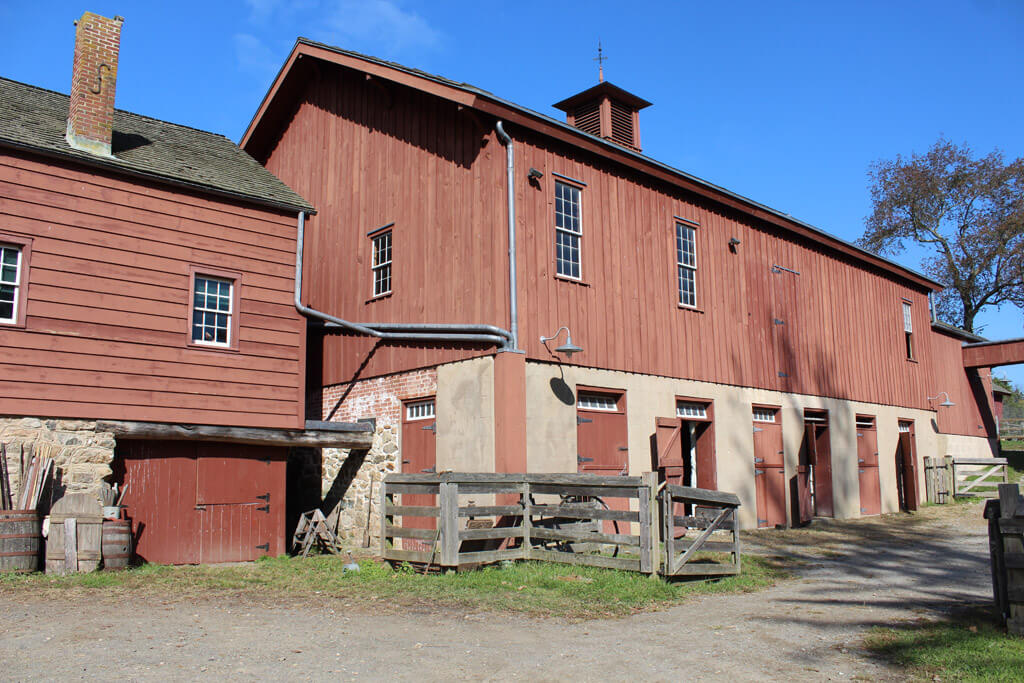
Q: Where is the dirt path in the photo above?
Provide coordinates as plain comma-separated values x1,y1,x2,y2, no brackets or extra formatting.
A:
0,504,992,681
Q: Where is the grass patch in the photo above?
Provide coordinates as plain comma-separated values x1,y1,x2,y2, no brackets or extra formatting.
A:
864,606,1024,682
1001,440,1024,483
0,554,786,619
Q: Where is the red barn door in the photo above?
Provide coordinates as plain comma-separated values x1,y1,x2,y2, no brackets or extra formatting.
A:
400,398,437,550
896,421,919,511
577,389,628,532
856,416,881,515
753,406,786,528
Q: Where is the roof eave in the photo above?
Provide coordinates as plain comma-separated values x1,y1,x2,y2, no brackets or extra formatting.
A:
0,137,315,216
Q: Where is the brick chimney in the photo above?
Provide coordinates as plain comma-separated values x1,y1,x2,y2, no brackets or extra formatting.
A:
66,12,124,157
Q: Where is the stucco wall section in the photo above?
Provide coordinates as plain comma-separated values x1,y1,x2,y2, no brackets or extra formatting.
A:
436,356,495,473
320,368,437,543
523,362,995,529
0,416,115,505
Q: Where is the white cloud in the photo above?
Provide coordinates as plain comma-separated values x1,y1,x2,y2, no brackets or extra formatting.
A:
323,0,441,52
233,33,282,82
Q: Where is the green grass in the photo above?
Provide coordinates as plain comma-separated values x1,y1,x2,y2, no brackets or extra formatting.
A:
864,607,1024,682
0,554,786,619
1001,440,1024,483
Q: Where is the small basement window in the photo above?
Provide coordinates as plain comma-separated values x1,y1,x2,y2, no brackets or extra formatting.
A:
676,401,707,419
856,416,876,430
555,180,582,279
752,407,777,423
192,275,234,347
577,392,618,411
406,399,435,421
372,230,392,297
902,301,914,360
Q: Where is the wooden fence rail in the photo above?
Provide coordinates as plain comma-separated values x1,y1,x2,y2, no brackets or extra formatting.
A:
380,472,740,578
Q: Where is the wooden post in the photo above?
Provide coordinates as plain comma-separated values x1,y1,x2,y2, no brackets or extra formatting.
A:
638,475,652,574
439,480,459,568
997,484,1024,635
924,456,935,504
662,488,674,575
379,480,390,557
642,472,660,577
520,481,531,562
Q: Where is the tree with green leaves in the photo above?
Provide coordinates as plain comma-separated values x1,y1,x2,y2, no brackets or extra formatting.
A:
859,138,1024,333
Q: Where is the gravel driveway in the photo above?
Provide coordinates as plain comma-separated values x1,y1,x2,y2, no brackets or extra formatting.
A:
0,503,993,681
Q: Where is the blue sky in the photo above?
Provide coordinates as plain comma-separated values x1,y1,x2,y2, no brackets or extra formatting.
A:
2,0,1022,386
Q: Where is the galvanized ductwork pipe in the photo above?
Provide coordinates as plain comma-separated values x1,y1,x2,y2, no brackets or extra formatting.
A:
495,120,519,351
293,212,513,349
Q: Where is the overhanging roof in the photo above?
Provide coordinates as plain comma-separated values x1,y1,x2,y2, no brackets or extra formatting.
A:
963,338,1024,369
242,39,942,291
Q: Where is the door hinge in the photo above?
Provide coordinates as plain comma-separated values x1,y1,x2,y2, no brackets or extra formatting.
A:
754,457,764,463
421,466,436,473
617,446,629,452
422,423,436,433
755,469,765,476
857,433,863,437
577,455,594,463
255,543,270,552
256,493,270,502
778,371,789,378
577,416,593,425
753,426,763,433
194,504,206,511
773,318,785,325
758,518,768,525
858,458,865,463
256,505,270,513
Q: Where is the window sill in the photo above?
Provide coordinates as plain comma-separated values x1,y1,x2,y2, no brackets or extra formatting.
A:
554,274,590,287
678,304,705,314
187,340,240,354
366,292,393,304
0,319,27,330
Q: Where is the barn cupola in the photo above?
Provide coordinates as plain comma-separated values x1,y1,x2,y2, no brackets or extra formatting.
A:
553,81,652,153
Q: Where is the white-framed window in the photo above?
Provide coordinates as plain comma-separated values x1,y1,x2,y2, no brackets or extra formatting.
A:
0,244,23,324
752,407,777,423
577,392,618,411
898,421,912,433
555,180,582,279
406,399,435,421
676,401,707,419
676,221,697,308
902,301,914,360
192,275,233,346
856,416,876,430
372,230,392,297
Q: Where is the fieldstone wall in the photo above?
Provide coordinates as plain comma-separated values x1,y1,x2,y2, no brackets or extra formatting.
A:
319,368,437,545
0,416,115,508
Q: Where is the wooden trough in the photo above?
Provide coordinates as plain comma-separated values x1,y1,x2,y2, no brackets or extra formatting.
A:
380,472,741,578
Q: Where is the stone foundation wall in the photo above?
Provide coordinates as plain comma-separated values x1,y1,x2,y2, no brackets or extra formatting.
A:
320,368,437,544
0,416,115,508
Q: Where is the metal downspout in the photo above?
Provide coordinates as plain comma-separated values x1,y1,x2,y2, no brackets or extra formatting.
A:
495,121,519,351
294,212,512,349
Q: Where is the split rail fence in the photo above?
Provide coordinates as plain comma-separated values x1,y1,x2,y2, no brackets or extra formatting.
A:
924,456,1009,504
380,472,741,578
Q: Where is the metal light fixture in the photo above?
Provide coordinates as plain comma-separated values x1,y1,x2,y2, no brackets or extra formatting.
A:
927,391,956,408
729,237,741,246
540,326,583,358
528,167,544,180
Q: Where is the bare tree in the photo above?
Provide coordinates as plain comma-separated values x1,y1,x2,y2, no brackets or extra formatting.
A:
859,138,1024,333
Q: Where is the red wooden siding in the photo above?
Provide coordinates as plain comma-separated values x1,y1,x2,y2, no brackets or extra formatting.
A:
259,65,988,424
0,149,305,428
929,329,997,437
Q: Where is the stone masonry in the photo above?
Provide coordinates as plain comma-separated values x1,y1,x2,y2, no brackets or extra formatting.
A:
319,368,437,544
0,416,115,508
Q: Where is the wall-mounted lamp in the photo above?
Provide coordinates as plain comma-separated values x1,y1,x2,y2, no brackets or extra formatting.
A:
528,167,544,180
927,391,956,408
540,326,583,358
728,237,741,253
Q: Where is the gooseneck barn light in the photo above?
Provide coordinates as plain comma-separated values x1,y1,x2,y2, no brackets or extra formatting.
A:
540,326,583,358
927,391,956,408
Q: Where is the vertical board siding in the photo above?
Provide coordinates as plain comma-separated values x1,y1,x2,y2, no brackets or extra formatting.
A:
0,150,304,429
262,69,986,429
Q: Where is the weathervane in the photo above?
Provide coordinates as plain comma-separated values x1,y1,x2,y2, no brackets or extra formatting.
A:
594,41,607,82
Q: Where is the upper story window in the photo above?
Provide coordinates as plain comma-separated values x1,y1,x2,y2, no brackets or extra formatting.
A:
676,221,697,308
902,301,914,360
372,230,392,297
555,180,582,279
0,244,24,324
192,274,234,348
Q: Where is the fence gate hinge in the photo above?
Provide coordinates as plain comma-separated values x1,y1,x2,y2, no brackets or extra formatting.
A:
256,493,270,502
256,505,270,513
255,543,270,552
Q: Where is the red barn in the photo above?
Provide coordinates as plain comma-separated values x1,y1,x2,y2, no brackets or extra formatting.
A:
0,14,370,564
241,39,1012,534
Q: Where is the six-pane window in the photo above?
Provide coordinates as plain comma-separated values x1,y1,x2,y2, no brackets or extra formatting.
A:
676,222,697,308
555,181,581,279
902,301,914,359
372,231,392,297
192,275,233,346
0,245,22,324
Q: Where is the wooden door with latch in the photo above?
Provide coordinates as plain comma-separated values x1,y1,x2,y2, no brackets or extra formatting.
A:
400,398,437,543
896,421,919,511
857,416,880,515
576,389,628,532
195,444,286,563
795,422,815,524
753,406,786,528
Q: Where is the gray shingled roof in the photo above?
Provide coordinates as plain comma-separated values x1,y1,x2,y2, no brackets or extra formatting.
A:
0,77,312,213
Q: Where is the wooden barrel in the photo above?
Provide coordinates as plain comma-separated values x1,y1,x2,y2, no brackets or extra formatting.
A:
101,519,132,571
0,510,42,573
